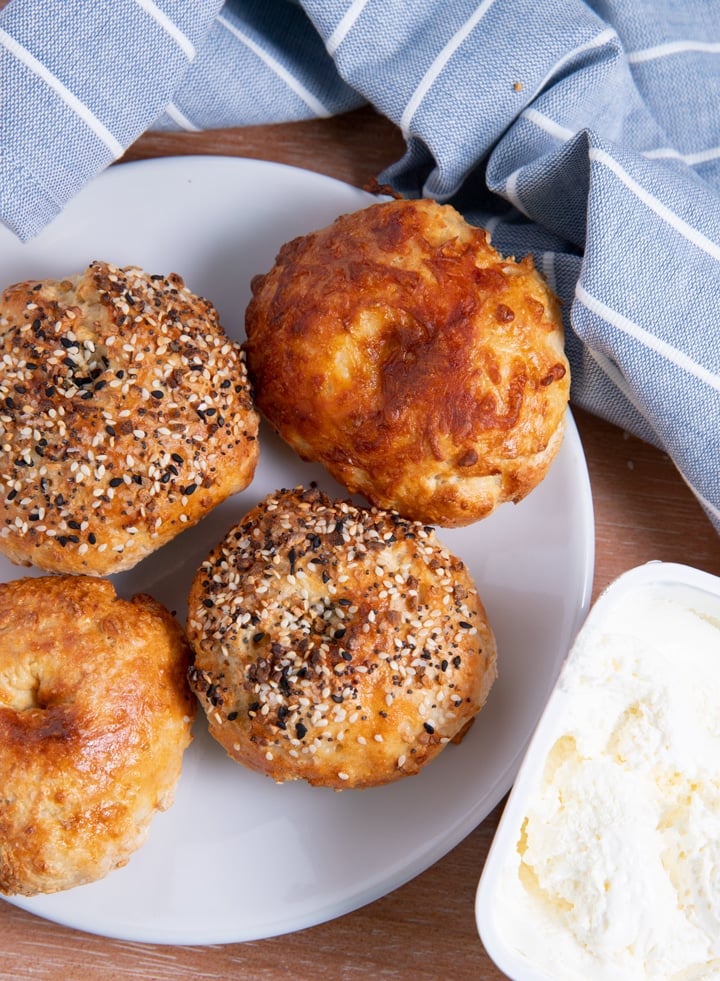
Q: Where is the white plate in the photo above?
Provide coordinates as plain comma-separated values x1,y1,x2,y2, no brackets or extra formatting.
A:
0,156,595,945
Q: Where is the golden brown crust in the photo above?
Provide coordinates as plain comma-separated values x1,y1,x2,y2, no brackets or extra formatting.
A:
187,485,497,790
244,198,569,527
0,575,195,896
0,261,259,575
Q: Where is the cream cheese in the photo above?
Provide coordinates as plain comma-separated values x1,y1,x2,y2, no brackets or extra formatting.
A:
495,579,720,980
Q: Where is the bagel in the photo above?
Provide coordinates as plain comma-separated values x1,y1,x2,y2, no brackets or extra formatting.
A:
0,260,259,575
0,575,195,896
244,198,569,527
187,484,497,790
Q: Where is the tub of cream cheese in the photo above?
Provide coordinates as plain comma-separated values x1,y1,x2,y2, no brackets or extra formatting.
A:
476,561,720,981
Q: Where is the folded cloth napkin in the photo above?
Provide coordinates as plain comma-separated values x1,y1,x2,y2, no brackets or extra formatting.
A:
1,0,719,532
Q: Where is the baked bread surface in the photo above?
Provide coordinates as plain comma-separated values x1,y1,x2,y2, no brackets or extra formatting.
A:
0,261,259,574
0,575,195,896
245,198,569,526
187,485,497,790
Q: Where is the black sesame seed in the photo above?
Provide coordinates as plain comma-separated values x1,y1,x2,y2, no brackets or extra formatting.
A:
458,621,473,629
109,477,123,487
295,722,308,740
227,711,238,721
151,390,164,399
453,655,462,668
171,453,183,464
88,532,97,544
182,483,197,496
206,684,222,707
105,425,116,436
424,722,435,734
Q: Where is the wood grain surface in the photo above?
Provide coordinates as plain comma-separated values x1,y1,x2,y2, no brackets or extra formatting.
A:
1,104,718,981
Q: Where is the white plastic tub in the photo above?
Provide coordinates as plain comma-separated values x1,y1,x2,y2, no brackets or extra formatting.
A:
476,562,720,981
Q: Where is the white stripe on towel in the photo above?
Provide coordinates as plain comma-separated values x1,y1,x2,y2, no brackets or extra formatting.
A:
0,28,123,157
589,146,720,263
164,101,200,131
326,0,370,56
400,0,496,136
133,0,196,60
576,281,720,394
628,40,720,64
217,14,331,117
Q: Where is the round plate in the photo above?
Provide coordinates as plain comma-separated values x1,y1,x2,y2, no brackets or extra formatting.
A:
0,156,595,944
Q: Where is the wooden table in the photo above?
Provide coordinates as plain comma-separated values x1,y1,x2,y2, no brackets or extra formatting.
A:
1,106,719,981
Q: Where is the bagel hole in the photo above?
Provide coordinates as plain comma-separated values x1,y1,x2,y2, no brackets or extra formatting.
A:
2,666,45,712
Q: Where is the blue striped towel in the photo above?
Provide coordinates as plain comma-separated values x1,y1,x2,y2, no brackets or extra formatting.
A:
1,0,719,533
